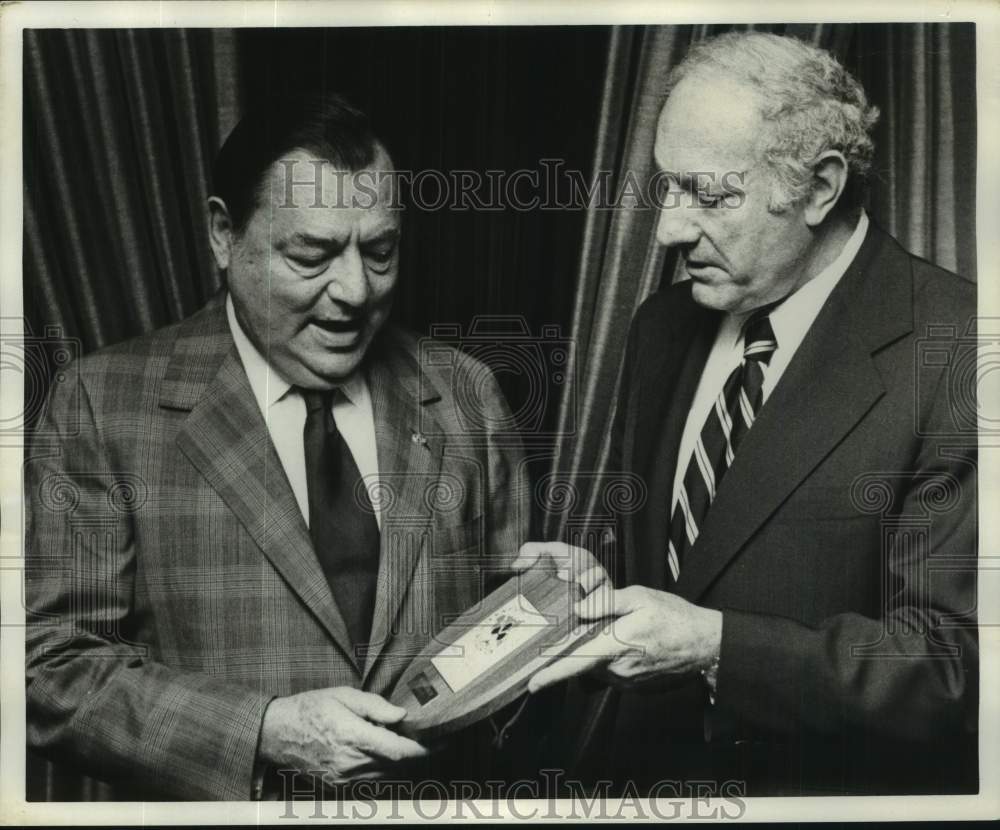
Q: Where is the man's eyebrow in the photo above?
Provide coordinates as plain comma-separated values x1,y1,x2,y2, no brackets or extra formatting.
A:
362,227,401,245
285,232,337,247
662,171,746,192
280,228,400,249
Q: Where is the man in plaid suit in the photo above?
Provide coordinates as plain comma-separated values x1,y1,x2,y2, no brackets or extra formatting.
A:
25,94,530,799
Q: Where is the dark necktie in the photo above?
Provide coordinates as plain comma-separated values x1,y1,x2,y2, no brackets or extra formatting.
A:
666,313,778,582
301,389,381,651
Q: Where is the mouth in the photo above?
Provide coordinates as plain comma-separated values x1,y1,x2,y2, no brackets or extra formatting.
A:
684,257,724,278
309,318,365,348
312,318,364,334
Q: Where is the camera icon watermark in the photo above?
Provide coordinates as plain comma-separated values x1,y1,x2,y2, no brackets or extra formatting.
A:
0,318,80,442
914,316,1000,436
419,316,575,439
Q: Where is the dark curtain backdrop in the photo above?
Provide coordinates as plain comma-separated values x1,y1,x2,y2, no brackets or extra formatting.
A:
24,29,239,356
22,23,975,800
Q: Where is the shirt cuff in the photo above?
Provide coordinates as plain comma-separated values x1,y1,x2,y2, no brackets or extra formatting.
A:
701,657,720,704
251,762,268,801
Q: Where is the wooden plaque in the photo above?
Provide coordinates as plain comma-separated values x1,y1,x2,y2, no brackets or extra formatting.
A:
390,555,603,741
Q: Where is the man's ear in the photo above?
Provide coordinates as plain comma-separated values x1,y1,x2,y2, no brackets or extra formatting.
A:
804,150,849,227
207,196,235,271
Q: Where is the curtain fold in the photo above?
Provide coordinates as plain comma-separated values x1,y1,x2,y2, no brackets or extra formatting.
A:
867,24,977,278
23,28,239,801
23,29,236,360
543,25,692,551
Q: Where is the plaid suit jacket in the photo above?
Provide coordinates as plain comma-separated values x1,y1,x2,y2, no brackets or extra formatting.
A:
25,294,530,799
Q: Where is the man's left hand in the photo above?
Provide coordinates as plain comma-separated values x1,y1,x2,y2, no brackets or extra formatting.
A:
528,585,722,693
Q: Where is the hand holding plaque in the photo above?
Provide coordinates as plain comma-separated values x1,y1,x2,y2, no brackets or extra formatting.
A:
389,546,609,741
512,543,724,697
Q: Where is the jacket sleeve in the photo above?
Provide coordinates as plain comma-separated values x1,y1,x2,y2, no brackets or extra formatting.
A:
24,360,274,800
605,303,643,586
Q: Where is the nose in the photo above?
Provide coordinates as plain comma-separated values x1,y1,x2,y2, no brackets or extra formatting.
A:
325,245,369,308
655,200,701,249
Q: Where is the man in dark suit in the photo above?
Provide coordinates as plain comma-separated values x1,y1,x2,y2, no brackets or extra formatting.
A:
25,94,530,799
516,31,977,795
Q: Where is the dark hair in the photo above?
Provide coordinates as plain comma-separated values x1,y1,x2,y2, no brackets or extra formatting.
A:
212,92,382,233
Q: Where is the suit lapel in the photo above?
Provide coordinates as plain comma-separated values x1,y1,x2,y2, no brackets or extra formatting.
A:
674,223,913,602
627,287,717,589
362,332,445,683
165,298,359,668
632,296,705,482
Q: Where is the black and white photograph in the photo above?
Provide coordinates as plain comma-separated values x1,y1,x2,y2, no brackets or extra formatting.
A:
1,0,997,823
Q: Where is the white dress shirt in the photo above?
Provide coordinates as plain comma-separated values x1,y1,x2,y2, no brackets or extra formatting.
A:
225,296,382,528
671,211,870,513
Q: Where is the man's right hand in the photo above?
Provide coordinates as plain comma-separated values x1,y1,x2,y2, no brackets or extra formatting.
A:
258,687,428,782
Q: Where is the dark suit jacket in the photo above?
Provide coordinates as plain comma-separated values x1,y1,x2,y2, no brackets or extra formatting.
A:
588,223,978,795
25,294,531,799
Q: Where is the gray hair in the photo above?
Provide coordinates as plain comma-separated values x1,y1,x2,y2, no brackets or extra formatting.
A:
667,31,880,212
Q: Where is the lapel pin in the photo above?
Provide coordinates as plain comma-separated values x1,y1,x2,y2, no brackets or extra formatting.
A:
411,432,428,446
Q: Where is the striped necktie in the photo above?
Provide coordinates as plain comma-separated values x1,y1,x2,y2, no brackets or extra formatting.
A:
666,312,778,583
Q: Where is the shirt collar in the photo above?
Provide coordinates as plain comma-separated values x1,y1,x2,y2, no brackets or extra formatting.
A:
723,210,870,349
225,294,367,410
